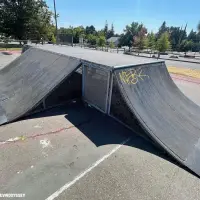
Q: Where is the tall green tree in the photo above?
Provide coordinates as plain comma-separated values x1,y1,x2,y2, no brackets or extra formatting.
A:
157,21,169,38
85,25,96,35
97,30,105,37
119,22,142,50
73,26,85,43
109,41,115,48
133,27,147,54
157,32,171,56
104,20,108,38
97,35,106,47
0,0,53,42
111,23,114,35
169,26,186,51
180,40,194,55
147,32,156,54
87,34,97,45
188,29,198,43
107,23,114,39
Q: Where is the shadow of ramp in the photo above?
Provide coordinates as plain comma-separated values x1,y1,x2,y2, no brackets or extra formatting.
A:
18,100,198,178
63,102,198,177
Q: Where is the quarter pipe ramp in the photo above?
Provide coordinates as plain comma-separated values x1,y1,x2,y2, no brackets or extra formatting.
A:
112,62,200,175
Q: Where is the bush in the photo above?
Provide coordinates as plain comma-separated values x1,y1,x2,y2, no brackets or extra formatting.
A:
51,35,56,44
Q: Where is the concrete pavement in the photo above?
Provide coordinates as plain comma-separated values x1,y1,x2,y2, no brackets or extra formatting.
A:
1,102,200,200
0,53,20,70
1,51,200,200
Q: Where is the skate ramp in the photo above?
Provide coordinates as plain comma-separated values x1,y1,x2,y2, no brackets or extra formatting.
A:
2,44,200,176
112,62,200,175
0,47,81,124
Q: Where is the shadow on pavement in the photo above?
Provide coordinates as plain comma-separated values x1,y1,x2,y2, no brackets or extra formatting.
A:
63,102,198,178
24,101,198,178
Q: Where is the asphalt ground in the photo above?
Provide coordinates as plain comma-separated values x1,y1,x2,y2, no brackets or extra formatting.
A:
1,52,200,200
0,53,20,70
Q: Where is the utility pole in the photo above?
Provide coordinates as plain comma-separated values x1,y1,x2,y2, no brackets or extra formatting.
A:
53,0,58,44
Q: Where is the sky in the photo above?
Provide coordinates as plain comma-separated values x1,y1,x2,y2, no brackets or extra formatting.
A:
46,0,200,34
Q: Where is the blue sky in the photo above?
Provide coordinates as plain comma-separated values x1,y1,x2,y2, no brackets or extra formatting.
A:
46,0,200,34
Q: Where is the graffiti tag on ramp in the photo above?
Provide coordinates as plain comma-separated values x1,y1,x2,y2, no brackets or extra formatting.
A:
119,69,149,84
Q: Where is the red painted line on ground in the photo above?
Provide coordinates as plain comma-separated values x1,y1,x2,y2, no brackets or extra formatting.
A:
170,74,200,85
0,50,21,54
0,119,91,147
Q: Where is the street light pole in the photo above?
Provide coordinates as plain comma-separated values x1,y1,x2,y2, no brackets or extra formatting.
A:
53,0,58,44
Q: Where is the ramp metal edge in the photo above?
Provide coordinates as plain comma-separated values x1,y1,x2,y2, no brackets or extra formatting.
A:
113,61,165,70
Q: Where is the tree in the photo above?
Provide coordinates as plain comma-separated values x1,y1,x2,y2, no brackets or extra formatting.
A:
0,0,53,42
157,21,169,38
188,29,197,42
73,26,85,43
107,23,114,39
97,30,105,37
87,34,97,45
156,32,171,57
46,24,56,41
104,20,108,38
180,40,194,55
97,36,106,47
133,27,147,54
109,41,115,48
147,32,156,54
119,22,142,50
111,23,114,36
168,26,187,51
85,25,96,35
51,35,56,44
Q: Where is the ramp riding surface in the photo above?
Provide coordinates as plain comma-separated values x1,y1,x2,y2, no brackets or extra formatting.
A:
114,62,200,175
0,47,81,124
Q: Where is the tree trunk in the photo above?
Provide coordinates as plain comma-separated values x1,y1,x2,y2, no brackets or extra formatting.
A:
158,52,160,59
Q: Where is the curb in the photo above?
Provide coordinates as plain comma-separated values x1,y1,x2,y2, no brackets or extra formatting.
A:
125,52,200,65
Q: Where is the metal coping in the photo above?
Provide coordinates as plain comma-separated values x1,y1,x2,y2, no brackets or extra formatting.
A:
113,61,165,71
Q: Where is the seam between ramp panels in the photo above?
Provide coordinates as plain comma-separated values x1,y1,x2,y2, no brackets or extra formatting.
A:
113,70,185,164
7,49,82,123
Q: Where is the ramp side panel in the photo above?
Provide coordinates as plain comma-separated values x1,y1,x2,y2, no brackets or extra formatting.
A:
110,76,146,136
114,62,200,165
0,48,81,123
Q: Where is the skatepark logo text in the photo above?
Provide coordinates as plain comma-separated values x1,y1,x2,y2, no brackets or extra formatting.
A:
0,193,25,198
